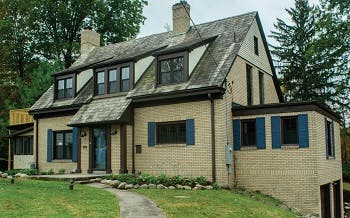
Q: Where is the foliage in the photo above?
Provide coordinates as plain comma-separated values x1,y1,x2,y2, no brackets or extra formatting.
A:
343,162,350,181
58,168,66,175
136,189,297,218
270,0,349,118
5,168,37,176
47,169,54,175
0,179,119,217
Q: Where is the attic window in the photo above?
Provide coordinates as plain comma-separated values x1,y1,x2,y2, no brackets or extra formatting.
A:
157,52,189,85
55,75,75,100
94,63,134,96
254,36,259,55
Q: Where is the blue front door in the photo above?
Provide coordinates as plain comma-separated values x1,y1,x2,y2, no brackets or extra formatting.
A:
93,128,107,171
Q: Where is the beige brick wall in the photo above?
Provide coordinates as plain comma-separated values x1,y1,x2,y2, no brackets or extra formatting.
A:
134,100,213,178
37,116,77,172
232,111,342,215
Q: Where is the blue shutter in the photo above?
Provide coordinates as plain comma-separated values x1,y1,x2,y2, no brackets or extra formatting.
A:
47,129,53,162
332,121,335,158
186,119,195,145
148,122,156,147
233,119,240,150
72,127,79,162
325,118,329,158
256,117,266,149
298,114,309,148
271,116,281,149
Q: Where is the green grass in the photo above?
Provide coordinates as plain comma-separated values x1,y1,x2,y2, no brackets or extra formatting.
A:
136,189,297,218
0,179,119,217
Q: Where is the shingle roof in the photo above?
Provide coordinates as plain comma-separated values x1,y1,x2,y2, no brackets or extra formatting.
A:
30,12,263,120
69,95,131,126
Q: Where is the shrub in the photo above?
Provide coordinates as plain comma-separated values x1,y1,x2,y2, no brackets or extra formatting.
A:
5,169,37,176
58,169,65,174
343,162,350,181
196,176,209,186
40,171,48,175
116,174,136,183
137,173,157,185
47,169,54,175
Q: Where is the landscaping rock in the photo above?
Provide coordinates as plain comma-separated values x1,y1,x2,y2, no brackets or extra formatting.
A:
168,186,175,190
157,184,166,189
176,184,184,189
195,184,205,190
125,184,134,189
2,173,8,178
95,178,103,182
15,173,22,177
110,180,121,188
134,184,140,189
205,185,213,190
20,174,28,178
118,182,127,189
192,187,199,190
183,185,192,190
106,180,114,186
141,184,149,189
100,179,108,184
149,184,157,189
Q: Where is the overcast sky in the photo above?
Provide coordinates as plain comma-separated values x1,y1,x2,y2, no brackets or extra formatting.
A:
138,0,319,45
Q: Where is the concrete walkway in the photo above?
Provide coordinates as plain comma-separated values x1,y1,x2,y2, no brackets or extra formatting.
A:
88,183,164,218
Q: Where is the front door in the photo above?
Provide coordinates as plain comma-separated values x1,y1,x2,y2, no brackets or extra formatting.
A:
93,128,107,171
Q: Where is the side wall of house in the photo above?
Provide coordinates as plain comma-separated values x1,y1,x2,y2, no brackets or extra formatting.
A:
37,116,77,172
13,130,35,169
232,111,342,215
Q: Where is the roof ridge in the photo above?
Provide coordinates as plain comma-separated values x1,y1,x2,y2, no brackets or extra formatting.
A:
194,11,258,28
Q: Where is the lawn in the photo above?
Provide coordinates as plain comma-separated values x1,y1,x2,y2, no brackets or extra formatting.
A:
136,189,297,218
0,179,119,217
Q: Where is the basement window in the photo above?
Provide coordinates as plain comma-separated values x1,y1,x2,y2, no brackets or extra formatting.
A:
157,52,188,85
281,116,298,145
157,121,186,144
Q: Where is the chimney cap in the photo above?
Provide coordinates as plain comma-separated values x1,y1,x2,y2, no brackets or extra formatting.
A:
173,0,189,7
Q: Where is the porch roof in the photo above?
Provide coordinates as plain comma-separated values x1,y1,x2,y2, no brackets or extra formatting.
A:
68,95,132,126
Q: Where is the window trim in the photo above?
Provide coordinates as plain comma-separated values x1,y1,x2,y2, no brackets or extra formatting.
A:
254,36,259,55
259,71,264,104
54,74,76,101
240,119,256,147
53,130,73,160
156,120,187,145
156,51,189,86
93,62,134,96
281,116,298,146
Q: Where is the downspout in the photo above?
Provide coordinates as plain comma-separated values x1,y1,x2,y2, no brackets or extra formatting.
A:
35,118,39,170
8,130,11,171
131,108,135,174
208,94,216,183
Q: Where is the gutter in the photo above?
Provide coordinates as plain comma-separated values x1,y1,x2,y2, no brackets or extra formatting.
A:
35,119,39,170
208,94,216,183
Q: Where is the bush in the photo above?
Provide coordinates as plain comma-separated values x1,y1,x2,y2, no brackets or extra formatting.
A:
47,169,54,175
58,169,65,174
343,162,350,181
5,169,37,176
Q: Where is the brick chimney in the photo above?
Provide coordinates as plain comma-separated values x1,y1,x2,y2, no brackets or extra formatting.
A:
80,27,100,55
172,1,190,34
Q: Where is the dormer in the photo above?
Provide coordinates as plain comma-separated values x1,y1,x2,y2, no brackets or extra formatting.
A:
54,74,76,100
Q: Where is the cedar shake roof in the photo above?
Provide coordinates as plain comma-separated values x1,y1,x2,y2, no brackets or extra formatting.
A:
30,12,282,124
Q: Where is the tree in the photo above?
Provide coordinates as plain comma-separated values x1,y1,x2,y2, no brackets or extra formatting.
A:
270,0,349,115
31,0,147,68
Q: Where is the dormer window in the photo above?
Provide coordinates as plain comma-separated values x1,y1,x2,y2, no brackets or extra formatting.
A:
157,52,188,85
94,63,133,96
55,75,75,100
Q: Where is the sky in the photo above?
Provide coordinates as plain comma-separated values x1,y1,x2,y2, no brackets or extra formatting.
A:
138,0,319,45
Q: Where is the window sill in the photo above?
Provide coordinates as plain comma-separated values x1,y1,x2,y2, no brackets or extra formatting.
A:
327,156,335,160
155,143,187,148
14,154,33,156
93,92,128,100
281,144,299,149
240,146,257,151
52,160,73,163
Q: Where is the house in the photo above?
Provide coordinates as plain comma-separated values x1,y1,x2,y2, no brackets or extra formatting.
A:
7,109,34,170
28,1,342,217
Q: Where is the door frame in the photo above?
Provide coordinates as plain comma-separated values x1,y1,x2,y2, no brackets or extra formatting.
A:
88,126,111,174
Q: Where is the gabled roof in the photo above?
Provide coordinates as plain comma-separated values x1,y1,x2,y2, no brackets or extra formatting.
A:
30,11,282,119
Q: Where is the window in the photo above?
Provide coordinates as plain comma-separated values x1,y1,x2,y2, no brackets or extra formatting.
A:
94,64,133,96
157,121,186,144
246,64,252,105
281,116,298,145
54,131,72,160
326,120,334,157
14,136,33,155
259,71,264,104
56,76,74,100
157,52,188,85
241,119,256,147
254,36,259,55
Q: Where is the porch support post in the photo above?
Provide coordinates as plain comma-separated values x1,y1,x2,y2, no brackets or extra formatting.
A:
119,124,128,174
76,128,82,173
106,126,112,174
87,127,93,173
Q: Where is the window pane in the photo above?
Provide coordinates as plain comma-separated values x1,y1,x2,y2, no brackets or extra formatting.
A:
58,80,65,90
121,67,130,79
159,57,184,85
98,84,105,95
327,121,333,156
121,79,130,92
160,72,170,84
109,69,117,82
66,88,73,98
97,72,105,84
160,60,171,73
242,120,256,146
65,132,72,159
157,122,186,144
282,118,298,144
55,133,64,159
109,81,117,93
66,78,73,88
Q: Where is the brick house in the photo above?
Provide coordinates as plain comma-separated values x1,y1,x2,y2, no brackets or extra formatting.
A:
28,2,342,217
